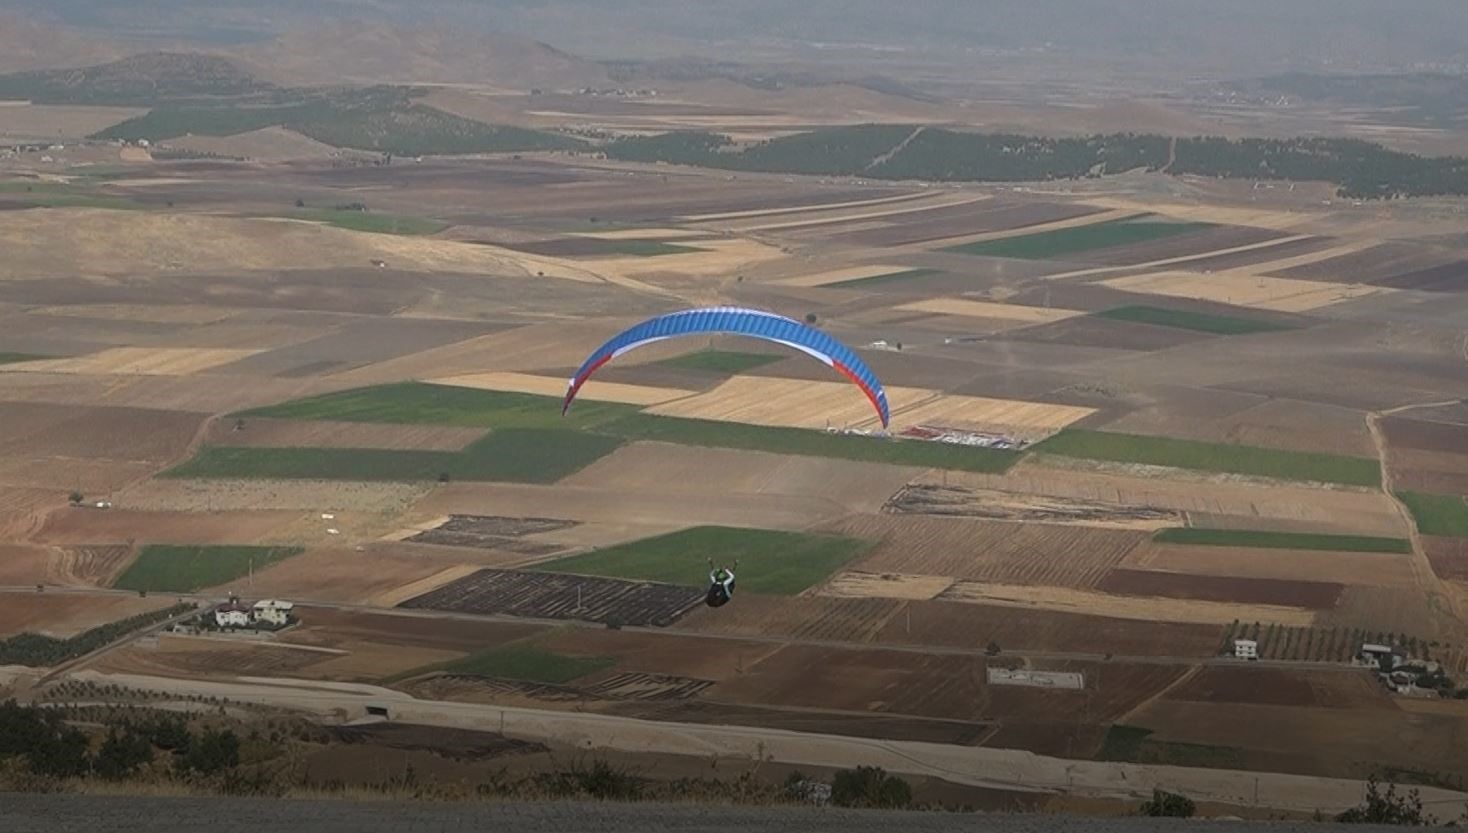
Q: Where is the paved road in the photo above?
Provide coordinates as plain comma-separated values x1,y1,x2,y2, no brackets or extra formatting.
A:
0,795,1416,833
55,668,1468,818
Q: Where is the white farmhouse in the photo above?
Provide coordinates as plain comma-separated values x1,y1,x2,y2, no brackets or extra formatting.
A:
214,597,251,629
252,599,294,627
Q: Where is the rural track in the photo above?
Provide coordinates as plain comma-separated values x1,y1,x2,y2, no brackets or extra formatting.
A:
1364,396,1468,637
48,667,1468,816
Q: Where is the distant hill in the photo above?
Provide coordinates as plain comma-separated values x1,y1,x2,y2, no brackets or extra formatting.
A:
0,52,272,105
228,25,609,90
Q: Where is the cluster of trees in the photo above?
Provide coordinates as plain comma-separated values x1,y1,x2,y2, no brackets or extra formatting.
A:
0,603,194,667
0,701,238,782
602,124,1468,199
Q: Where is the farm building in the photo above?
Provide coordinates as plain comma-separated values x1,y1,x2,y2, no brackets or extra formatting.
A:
1234,639,1259,660
253,599,295,627
1359,643,1405,669
213,597,251,629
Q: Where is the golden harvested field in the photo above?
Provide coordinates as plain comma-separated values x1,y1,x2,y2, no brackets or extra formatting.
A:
203,418,484,451
5,347,263,376
833,515,1146,589
820,571,956,600
0,592,169,638
645,376,936,430
949,462,1407,537
1099,270,1391,312
937,581,1318,626
564,442,918,516
1081,199,1310,231
0,210,590,282
890,395,1095,438
575,237,784,283
894,298,1083,324
645,375,1092,434
775,264,911,288
431,371,693,406
1123,541,1418,589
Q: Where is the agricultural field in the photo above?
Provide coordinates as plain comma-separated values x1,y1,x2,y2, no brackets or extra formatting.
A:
1397,491,1468,537
1092,306,1296,336
398,568,706,627
287,208,450,236
1034,429,1382,487
943,217,1213,260
656,350,783,374
111,544,304,593
168,429,624,484
403,642,617,686
536,525,868,595
1152,528,1412,553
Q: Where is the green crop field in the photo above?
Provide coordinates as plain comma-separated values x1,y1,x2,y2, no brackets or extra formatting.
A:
433,643,615,685
166,428,622,484
290,209,448,236
1095,725,1242,769
828,268,942,289
1397,491,1468,537
1153,528,1411,553
657,350,784,374
0,353,46,365
943,218,1213,260
112,545,303,593
234,383,639,430
537,525,868,595
232,384,1022,474
605,414,1022,473
1035,429,1381,487
1095,305,1295,335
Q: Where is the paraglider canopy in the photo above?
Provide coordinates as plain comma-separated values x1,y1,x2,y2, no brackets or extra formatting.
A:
563,306,890,427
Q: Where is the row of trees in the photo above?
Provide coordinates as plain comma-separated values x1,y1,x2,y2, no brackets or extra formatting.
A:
603,124,1468,199
0,603,194,667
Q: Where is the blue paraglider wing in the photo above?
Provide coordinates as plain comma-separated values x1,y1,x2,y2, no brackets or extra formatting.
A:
563,306,890,428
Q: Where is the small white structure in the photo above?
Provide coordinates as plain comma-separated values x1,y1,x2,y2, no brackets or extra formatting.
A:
1234,639,1259,660
1360,643,1404,669
252,599,294,627
214,597,251,628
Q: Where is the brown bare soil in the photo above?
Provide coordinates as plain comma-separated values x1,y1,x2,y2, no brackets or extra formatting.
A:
834,515,1146,589
0,402,204,462
242,546,484,606
1097,568,1343,609
1124,541,1417,589
537,628,781,682
33,508,327,547
1163,665,1394,709
285,606,543,654
1424,536,1468,583
709,644,988,721
1084,225,1290,267
0,591,168,638
1270,241,1451,282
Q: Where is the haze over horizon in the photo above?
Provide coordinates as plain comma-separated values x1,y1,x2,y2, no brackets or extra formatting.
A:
1,0,1465,78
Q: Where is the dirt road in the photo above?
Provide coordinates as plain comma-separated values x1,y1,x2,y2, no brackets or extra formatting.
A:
56,668,1468,817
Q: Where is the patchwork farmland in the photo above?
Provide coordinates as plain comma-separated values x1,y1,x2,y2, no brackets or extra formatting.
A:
2,78,1468,818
